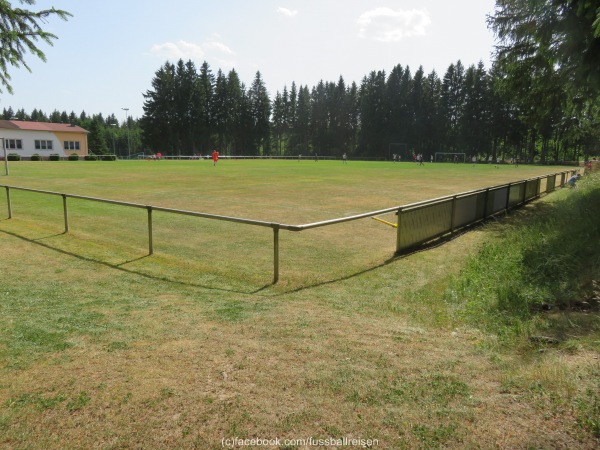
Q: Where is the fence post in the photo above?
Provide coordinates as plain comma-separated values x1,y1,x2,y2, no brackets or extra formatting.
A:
450,195,457,233
395,207,403,253
62,194,69,232
5,186,12,219
272,224,280,284
483,188,490,219
147,206,154,255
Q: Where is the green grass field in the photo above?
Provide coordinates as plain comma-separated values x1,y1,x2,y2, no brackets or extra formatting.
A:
0,160,598,449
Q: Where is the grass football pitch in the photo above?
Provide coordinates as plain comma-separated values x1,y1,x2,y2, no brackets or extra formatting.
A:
0,159,574,290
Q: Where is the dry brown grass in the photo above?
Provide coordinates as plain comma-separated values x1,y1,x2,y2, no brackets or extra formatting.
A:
3,302,597,448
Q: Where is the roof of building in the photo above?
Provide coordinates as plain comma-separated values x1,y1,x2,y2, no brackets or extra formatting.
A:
0,120,89,133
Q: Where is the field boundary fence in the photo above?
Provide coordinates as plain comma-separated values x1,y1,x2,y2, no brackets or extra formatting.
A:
0,170,576,283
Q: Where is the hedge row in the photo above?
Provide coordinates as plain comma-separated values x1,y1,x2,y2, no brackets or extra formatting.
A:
6,154,117,161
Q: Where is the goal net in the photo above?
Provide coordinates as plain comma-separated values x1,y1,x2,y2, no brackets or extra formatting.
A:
434,152,466,163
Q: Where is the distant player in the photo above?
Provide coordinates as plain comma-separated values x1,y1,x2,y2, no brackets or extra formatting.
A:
212,150,219,166
342,153,347,164
567,173,581,187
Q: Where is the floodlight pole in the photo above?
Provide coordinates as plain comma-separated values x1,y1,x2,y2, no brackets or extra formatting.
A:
122,108,130,159
1,137,7,176
110,123,117,155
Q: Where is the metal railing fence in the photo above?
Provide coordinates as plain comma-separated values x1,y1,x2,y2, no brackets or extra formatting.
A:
395,170,574,252
0,170,575,283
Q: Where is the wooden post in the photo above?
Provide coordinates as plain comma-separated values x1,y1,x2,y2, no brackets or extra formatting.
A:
395,207,403,253
147,206,154,255
62,194,69,232
273,225,280,284
5,186,12,219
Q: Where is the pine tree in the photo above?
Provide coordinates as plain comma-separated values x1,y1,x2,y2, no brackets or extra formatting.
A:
174,59,199,155
460,62,491,157
0,1,71,93
271,90,285,155
30,108,46,122
310,80,329,155
248,71,271,154
291,85,310,155
213,69,229,152
386,64,412,149
358,70,387,156
14,107,28,120
225,69,243,154
440,61,466,151
87,117,109,155
49,110,61,123
194,61,215,153
2,106,14,119
490,0,600,97
141,61,177,153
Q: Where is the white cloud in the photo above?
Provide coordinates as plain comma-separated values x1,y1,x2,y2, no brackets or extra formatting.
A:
358,8,431,42
204,41,234,55
277,7,298,17
150,40,205,60
150,39,235,62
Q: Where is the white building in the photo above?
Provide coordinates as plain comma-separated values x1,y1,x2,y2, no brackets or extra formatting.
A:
0,120,89,159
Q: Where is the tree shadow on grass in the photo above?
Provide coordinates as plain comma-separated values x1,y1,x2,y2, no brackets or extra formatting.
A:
0,228,273,295
280,224,481,295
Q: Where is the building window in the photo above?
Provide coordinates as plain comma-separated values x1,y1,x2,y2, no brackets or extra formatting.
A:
35,140,53,150
6,139,23,150
64,141,80,151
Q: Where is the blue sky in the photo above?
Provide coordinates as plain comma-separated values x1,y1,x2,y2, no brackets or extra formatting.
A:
2,0,497,121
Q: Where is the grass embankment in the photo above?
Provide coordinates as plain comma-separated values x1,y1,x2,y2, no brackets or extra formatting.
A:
446,172,600,343
0,161,598,448
437,172,600,440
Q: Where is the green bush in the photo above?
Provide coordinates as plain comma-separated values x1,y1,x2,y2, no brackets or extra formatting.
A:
30,154,41,161
84,155,98,161
49,154,61,161
101,154,116,161
68,153,79,161
7,153,21,161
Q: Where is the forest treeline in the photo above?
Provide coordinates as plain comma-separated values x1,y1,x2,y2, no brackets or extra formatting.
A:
3,56,597,162
2,1,599,161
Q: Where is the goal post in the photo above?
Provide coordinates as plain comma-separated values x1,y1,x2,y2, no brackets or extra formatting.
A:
434,152,466,163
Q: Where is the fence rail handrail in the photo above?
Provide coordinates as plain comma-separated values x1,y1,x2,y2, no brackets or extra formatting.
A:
0,170,572,231
0,184,284,228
